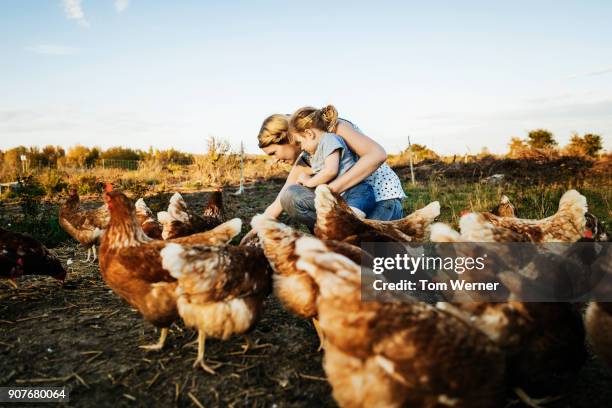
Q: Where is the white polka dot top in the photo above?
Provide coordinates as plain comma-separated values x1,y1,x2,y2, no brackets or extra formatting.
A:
365,162,407,202
345,120,406,202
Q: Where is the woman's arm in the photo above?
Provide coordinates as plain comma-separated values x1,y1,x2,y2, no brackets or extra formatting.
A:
263,161,312,219
298,151,340,188
328,120,387,193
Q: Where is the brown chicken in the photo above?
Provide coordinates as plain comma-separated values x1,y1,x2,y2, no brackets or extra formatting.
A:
202,190,225,220
159,241,271,373
430,216,587,401
1,228,66,286
251,214,374,348
478,189,588,242
585,240,612,370
59,188,109,262
293,235,505,408
135,198,163,239
98,186,242,351
314,185,439,244
586,302,612,369
491,195,517,217
583,212,609,241
157,191,225,239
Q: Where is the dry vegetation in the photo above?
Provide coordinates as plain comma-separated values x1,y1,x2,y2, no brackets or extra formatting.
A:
0,133,610,407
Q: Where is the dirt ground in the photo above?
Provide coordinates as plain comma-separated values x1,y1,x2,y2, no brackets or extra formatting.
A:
2,183,612,407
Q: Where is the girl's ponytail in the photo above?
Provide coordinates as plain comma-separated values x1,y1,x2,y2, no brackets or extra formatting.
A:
290,105,339,134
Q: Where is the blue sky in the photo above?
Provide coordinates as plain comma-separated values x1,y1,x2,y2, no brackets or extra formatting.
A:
1,0,610,155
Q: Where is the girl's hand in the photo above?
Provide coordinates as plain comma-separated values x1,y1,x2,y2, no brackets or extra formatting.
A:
296,173,311,186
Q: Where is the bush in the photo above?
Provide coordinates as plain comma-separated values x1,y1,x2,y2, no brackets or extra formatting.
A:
7,211,69,248
74,175,104,196
38,169,69,197
2,178,70,247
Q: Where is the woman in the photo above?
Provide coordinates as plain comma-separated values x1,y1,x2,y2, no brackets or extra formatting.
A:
256,105,406,230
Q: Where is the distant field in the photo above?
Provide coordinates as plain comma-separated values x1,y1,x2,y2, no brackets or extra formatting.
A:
1,155,611,407
1,155,609,247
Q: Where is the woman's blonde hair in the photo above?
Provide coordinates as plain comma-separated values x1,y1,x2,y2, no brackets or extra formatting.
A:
289,105,339,134
258,114,292,148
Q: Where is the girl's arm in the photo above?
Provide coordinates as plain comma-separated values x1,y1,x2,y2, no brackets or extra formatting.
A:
328,120,387,193
263,161,312,219
298,151,340,188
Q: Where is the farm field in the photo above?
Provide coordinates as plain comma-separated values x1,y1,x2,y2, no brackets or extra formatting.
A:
1,157,611,407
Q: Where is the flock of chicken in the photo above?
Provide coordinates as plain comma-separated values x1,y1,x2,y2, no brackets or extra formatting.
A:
1,184,610,408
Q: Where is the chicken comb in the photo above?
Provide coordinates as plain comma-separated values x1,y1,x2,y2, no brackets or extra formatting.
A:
104,183,113,193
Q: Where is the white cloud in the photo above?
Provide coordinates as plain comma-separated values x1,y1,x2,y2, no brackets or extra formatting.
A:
585,66,612,77
115,0,130,13
62,0,89,27
566,66,612,80
25,44,79,56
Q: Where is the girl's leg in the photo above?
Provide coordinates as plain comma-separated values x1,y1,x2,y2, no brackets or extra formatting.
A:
368,198,404,221
280,184,316,231
342,183,376,216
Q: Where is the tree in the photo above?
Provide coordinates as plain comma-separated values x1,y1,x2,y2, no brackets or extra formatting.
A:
40,145,65,167
527,129,557,149
66,145,93,167
565,133,603,157
2,146,27,168
404,143,439,161
507,137,528,158
101,147,142,161
582,134,603,157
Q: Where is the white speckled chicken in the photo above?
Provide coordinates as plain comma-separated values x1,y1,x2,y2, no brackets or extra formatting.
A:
160,241,271,373
477,189,588,242
251,214,374,348
293,234,505,408
58,188,109,262
135,198,163,239
314,185,439,244
99,187,242,352
430,215,587,399
157,191,225,240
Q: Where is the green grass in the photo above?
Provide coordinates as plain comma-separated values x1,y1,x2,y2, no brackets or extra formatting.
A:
402,177,611,229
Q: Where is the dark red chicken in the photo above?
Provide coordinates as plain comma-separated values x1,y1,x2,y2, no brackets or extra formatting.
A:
0,228,66,286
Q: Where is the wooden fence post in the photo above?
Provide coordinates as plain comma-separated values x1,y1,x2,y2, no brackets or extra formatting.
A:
407,135,415,185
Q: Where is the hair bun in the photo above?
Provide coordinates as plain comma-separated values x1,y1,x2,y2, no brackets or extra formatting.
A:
319,105,338,132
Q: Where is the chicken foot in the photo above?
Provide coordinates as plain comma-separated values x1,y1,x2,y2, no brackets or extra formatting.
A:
193,331,221,374
139,327,168,351
514,388,563,408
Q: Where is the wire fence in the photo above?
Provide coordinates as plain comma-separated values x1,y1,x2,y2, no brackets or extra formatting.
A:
24,158,196,172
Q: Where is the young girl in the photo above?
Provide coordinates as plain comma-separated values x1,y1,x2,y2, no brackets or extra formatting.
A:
250,105,406,232
289,106,375,219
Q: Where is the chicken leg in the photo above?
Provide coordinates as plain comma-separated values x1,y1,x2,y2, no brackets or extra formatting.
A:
83,246,98,263
3,279,19,289
312,318,325,351
193,330,218,374
139,327,168,351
